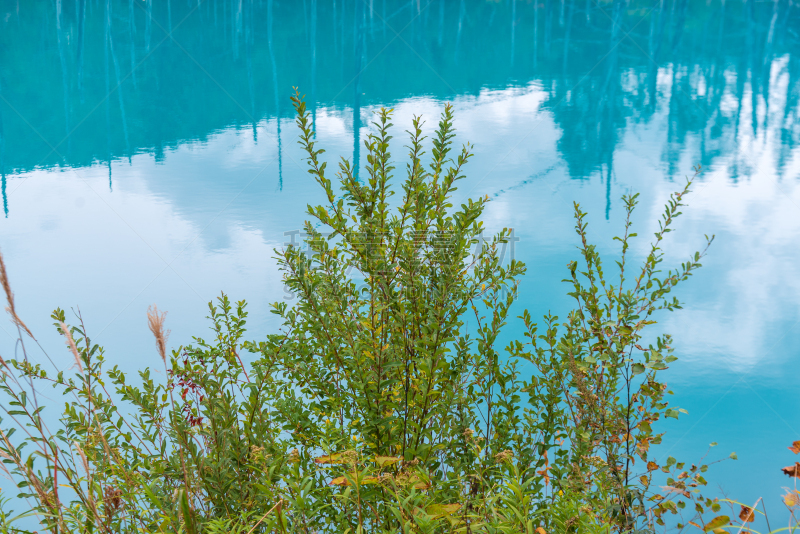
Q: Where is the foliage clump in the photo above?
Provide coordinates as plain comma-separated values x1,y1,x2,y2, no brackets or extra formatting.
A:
1,92,782,534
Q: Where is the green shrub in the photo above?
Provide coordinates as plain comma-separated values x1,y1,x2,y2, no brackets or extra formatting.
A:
0,91,736,533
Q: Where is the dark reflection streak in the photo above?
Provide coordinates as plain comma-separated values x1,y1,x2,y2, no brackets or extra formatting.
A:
777,0,793,47
362,1,368,67
234,0,242,60
246,0,257,141
562,0,573,74
0,89,7,217
666,65,679,179
437,0,443,47
303,0,310,42
129,0,138,90
763,0,779,69
107,12,131,161
353,0,360,53
510,0,516,66
702,2,722,112
671,0,688,54
716,0,725,54
105,0,112,191
56,0,71,155
145,0,152,52
454,0,465,64
760,0,779,132
651,0,665,62
77,0,86,102
230,0,235,57
341,0,346,68
311,0,317,128
409,0,414,42
730,8,748,182
353,0,365,178
333,0,338,54
779,58,799,174
647,0,666,114
1,174,5,219
647,0,657,58
267,0,283,190
223,0,228,41
748,0,757,140
544,0,552,56
701,16,727,171
602,0,622,219
533,0,538,69
666,0,676,50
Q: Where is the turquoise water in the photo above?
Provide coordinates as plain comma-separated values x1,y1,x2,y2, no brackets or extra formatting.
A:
1,0,799,524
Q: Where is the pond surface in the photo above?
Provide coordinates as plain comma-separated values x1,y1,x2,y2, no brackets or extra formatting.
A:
1,0,799,522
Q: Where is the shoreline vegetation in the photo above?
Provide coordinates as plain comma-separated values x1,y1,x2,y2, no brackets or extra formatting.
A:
0,93,797,533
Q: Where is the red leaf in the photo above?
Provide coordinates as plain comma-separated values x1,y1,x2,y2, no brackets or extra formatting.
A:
738,505,755,523
781,462,800,478
660,485,691,498
789,441,800,454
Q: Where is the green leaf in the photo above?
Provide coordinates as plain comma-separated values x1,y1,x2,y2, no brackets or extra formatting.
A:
178,490,198,534
632,363,645,375
424,504,461,518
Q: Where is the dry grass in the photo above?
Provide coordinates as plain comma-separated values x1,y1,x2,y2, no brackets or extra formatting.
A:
60,322,83,373
146,305,170,364
0,247,34,339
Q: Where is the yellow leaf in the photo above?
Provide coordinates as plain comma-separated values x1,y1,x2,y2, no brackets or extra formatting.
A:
315,452,353,464
536,528,547,534
397,474,431,490
374,455,403,467
328,474,379,486
703,516,730,531
424,503,460,518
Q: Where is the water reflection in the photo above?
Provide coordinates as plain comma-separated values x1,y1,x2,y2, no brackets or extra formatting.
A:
0,0,796,204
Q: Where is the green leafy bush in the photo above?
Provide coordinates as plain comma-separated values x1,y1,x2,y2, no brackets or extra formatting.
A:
0,92,747,533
